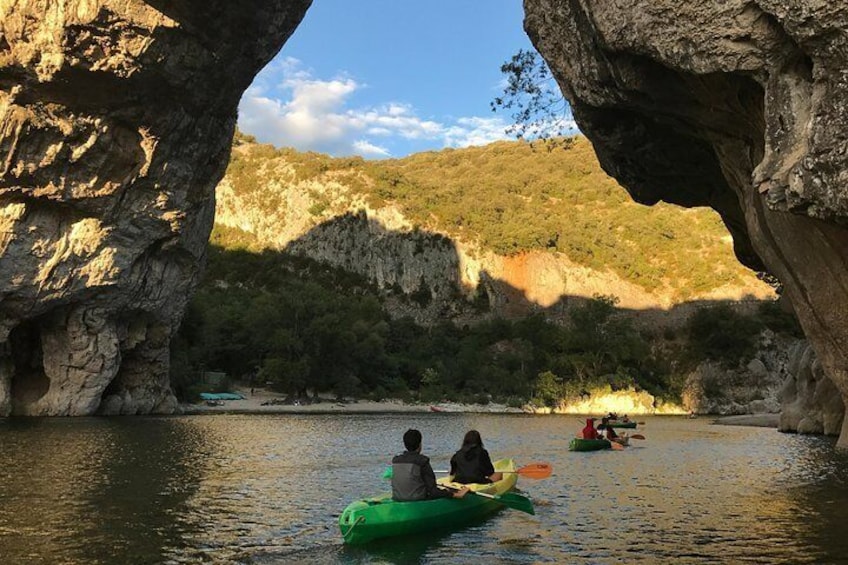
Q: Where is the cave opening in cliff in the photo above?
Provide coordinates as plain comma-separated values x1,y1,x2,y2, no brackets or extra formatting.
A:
8,319,49,413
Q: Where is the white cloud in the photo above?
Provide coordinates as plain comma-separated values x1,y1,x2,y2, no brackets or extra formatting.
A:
238,58,518,158
352,140,391,157
444,116,515,147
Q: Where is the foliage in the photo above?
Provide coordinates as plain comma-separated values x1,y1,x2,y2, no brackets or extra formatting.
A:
685,305,763,367
755,300,803,338
490,49,574,144
171,247,683,404
221,136,763,300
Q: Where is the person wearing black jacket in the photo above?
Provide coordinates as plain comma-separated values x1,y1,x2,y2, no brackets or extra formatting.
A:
391,429,469,501
449,430,503,484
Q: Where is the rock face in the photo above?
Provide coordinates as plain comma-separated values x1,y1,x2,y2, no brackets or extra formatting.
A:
779,341,845,435
682,331,799,416
525,0,848,446
0,1,312,415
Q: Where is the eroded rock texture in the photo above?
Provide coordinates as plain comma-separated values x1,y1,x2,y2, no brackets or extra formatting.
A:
0,0,312,415
525,0,848,445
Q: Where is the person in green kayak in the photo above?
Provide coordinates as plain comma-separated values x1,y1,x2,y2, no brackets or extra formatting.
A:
601,417,627,445
391,429,469,501
581,418,600,440
449,430,503,484
601,417,617,436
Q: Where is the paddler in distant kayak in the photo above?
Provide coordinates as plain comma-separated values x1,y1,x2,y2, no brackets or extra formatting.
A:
391,429,469,501
581,418,601,439
449,430,503,484
601,417,628,446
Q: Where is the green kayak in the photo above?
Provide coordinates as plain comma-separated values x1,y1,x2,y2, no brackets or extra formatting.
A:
597,421,637,429
339,458,517,544
569,438,612,451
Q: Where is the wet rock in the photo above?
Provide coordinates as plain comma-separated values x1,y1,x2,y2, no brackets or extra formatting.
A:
780,341,845,435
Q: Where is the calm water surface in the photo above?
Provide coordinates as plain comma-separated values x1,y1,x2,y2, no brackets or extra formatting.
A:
1,414,848,564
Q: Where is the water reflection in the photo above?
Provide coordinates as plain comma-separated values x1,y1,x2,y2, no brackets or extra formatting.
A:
1,415,848,563
0,418,212,564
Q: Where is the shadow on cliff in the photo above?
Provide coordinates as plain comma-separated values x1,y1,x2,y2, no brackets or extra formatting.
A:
272,210,772,328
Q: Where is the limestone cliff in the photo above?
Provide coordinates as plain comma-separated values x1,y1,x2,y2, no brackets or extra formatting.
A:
524,0,848,445
0,1,312,415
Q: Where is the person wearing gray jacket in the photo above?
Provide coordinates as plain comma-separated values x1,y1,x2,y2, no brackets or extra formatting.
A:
391,429,469,501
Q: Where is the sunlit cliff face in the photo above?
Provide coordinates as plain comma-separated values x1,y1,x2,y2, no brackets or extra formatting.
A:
0,0,312,415
524,0,848,445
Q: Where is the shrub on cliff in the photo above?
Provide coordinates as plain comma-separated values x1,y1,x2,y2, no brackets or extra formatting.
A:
685,305,762,367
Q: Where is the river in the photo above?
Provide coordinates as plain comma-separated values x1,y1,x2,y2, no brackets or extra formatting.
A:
1,414,847,564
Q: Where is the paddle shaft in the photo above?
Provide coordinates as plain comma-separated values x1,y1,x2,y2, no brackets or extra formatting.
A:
443,485,535,515
432,462,552,479
432,469,536,475
383,462,552,480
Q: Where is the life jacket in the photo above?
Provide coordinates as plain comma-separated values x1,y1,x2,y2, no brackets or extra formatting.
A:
582,419,598,439
391,451,453,501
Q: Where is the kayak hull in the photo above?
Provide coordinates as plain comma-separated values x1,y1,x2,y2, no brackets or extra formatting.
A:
339,458,517,544
569,438,612,451
597,422,637,429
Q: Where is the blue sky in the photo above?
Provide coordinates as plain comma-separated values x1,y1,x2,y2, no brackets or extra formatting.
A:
237,1,572,158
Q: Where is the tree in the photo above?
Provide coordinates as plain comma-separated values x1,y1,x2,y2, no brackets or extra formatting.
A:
533,371,561,408
491,49,575,144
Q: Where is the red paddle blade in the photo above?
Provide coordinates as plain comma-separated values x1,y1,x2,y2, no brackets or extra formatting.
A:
517,462,552,479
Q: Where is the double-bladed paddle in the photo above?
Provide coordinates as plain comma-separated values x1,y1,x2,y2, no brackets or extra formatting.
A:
382,462,552,480
434,462,552,480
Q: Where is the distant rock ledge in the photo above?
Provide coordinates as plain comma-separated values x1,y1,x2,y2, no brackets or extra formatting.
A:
712,414,780,428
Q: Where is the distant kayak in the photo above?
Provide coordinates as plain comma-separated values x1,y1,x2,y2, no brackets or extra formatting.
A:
430,405,446,412
339,459,518,544
569,438,612,451
597,421,637,429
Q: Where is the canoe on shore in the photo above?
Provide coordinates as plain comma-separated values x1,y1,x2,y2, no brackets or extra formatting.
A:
569,438,612,451
339,459,518,544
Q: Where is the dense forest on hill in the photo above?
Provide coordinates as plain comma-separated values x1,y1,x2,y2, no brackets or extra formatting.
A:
223,133,760,298
171,236,800,407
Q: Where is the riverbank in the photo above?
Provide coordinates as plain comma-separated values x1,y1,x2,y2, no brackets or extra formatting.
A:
181,387,522,415
181,387,780,423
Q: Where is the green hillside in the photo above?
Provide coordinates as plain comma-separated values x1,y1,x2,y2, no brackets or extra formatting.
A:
224,134,759,297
